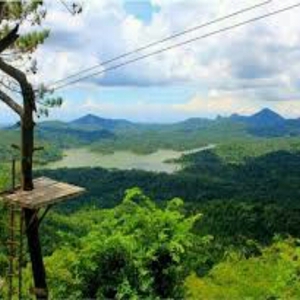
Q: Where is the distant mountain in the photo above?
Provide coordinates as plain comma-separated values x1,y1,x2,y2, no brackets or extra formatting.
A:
0,123,13,129
37,118,116,147
44,109,300,144
5,109,295,132
248,108,286,126
230,109,285,124
230,109,289,137
4,121,21,130
4,109,299,153
70,114,135,131
177,117,212,127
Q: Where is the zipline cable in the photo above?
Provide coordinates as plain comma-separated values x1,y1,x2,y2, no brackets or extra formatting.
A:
51,2,300,91
46,0,272,89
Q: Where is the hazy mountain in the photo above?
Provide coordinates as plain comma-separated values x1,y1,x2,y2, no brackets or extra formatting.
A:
36,118,115,147
175,117,212,130
70,114,135,131
230,108,285,124
48,109,293,132
232,109,290,137
0,123,12,129
40,109,300,142
4,109,299,151
247,108,286,126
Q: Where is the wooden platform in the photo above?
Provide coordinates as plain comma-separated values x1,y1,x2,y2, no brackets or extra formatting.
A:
2,177,85,209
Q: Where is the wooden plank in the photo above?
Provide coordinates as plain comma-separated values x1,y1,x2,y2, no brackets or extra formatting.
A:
33,177,57,188
25,183,84,207
32,189,84,209
2,177,85,209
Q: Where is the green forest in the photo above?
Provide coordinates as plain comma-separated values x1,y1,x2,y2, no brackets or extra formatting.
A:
1,132,300,299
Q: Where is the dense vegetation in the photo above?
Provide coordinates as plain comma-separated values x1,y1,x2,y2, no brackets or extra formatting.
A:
39,139,300,210
186,238,300,299
1,188,202,299
1,110,300,298
36,116,248,155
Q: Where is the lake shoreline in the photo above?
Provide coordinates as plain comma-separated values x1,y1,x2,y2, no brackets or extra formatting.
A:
43,144,216,173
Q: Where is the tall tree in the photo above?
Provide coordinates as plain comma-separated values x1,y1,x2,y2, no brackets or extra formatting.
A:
0,1,77,298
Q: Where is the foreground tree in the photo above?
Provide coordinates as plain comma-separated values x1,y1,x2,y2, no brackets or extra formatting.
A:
0,1,79,298
42,188,201,299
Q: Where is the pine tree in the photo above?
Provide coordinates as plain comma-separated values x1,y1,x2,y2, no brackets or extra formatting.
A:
0,2,80,298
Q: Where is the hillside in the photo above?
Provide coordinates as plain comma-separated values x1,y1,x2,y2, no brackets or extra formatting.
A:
70,114,135,131
1,110,300,298
1,108,299,164
230,108,299,137
31,136,300,298
22,109,298,155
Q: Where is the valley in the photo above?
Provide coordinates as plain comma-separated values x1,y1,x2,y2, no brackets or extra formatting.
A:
1,2,300,298
1,108,300,299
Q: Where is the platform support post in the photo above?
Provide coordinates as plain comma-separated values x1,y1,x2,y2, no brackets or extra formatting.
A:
24,209,48,299
21,95,48,299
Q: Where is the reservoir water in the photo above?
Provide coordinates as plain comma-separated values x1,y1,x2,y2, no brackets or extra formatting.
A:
45,145,215,173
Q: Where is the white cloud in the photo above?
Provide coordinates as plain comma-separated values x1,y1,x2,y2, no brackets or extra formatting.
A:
173,94,260,117
79,97,173,122
2,0,300,121
273,99,300,118
173,93,300,119
4,0,300,89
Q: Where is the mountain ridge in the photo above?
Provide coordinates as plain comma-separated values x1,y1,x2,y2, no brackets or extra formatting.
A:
230,108,286,126
70,108,293,126
4,108,300,155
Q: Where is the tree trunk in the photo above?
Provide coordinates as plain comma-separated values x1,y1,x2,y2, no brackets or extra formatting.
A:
21,91,48,299
0,38,48,299
24,209,48,299
21,112,34,191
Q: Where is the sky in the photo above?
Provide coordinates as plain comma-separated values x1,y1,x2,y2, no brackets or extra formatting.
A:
1,0,300,123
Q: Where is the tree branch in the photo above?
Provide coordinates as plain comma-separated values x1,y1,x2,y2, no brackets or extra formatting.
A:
0,89,23,116
0,57,26,84
0,58,36,111
0,25,20,53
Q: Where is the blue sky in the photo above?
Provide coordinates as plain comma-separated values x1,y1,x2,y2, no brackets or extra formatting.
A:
1,0,300,123
124,0,160,23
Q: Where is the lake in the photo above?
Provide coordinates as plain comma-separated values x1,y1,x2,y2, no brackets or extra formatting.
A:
44,145,215,173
